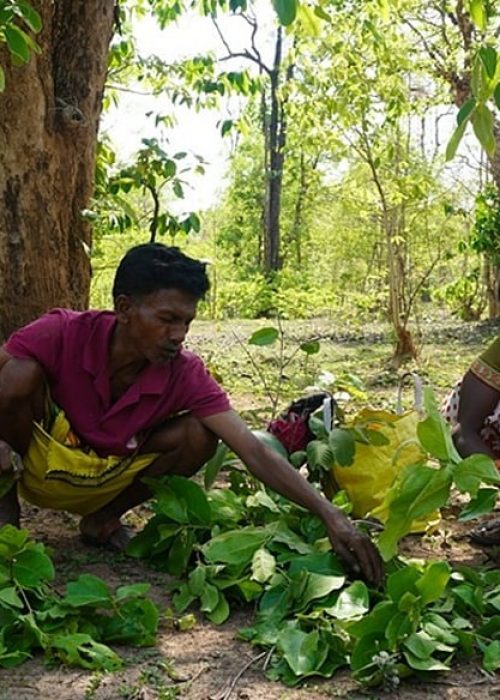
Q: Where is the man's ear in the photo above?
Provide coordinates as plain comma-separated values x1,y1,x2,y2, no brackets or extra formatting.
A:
114,294,135,323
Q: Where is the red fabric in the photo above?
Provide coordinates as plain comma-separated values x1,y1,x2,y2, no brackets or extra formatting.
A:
267,414,310,453
4,309,230,456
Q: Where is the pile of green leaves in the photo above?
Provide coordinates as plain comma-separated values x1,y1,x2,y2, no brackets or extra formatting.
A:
128,470,500,688
0,525,159,670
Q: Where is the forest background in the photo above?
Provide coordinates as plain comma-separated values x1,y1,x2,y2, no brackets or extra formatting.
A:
0,0,499,371
2,4,500,696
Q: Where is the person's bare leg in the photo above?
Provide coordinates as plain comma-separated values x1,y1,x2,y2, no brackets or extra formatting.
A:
79,414,218,545
0,359,46,527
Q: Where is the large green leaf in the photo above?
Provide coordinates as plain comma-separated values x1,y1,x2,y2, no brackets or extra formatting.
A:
208,488,246,526
170,476,211,526
202,526,269,565
200,583,220,613
306,440,334,470
328,429,355,466
417,390,461,462
272,521,313,555
416,561,451,604
251,548,276,583
49,633,122,671
386,566,420,602
300,340,320,355
453,454,500,496
278,626,325,675
16,1,42,33
300,572,345,608
495,83,500,110
115,583,151,601
469,0,487,30
446,118,469,161
457,98,476,126
385,611,414,650
403,651,450,671
152,481,188,523
167,528,195,576
12,547,55,588
459,488,498,521
327,581,369,620
387,464,452,524
350,632,388,684
63,574,111,607
472,104,495,156
483,640,500,672
404,631,450,659
203,441,230,490
0,649,31,668
271,0,298,26
0,586,23,609
126,517,161,558
0,525,29,557
4,25,30,62
100,597,159,646
248,327,279,345
188,566,207,596
378,465,453,560
479,47,497,79
206,592,230,624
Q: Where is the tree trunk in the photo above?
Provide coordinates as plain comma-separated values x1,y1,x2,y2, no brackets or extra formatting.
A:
263,28,285,274
0,0,115,340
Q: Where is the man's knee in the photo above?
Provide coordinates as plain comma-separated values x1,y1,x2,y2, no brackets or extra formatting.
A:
141,414,218,477
178,415,218,467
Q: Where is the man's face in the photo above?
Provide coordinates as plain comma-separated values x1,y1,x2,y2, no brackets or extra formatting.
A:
118,288,198,365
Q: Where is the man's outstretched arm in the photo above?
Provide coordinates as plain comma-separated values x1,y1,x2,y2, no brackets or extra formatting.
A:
201,410,384,586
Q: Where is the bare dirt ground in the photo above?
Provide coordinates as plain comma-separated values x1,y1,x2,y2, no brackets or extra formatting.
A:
1,318,499,700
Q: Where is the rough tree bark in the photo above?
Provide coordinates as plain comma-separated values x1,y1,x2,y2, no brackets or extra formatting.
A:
0,1,116,340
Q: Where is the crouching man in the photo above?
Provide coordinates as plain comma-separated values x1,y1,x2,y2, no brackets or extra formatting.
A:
0,243,383,584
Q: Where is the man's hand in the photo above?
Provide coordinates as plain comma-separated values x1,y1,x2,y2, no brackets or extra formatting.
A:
324,508,384,586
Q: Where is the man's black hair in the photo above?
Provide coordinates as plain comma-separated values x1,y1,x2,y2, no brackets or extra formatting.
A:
112,243,209,301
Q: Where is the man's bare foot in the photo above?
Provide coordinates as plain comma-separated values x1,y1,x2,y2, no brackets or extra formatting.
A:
79,515,134,552
0,486,20,528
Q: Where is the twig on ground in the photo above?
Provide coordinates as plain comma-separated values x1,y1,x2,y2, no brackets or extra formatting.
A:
212,651,267,700
262,645,275,672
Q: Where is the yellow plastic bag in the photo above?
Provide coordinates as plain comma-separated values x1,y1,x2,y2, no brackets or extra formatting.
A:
331,374,440,530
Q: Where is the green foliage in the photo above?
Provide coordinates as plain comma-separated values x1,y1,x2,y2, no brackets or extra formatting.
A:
238,321,322,416
131,466,500,689
472,185,500,265
0,525,160,670
297,384,499,560
90,137,203,245
378,388,499,559
434,268,487,321
0,0,41,90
